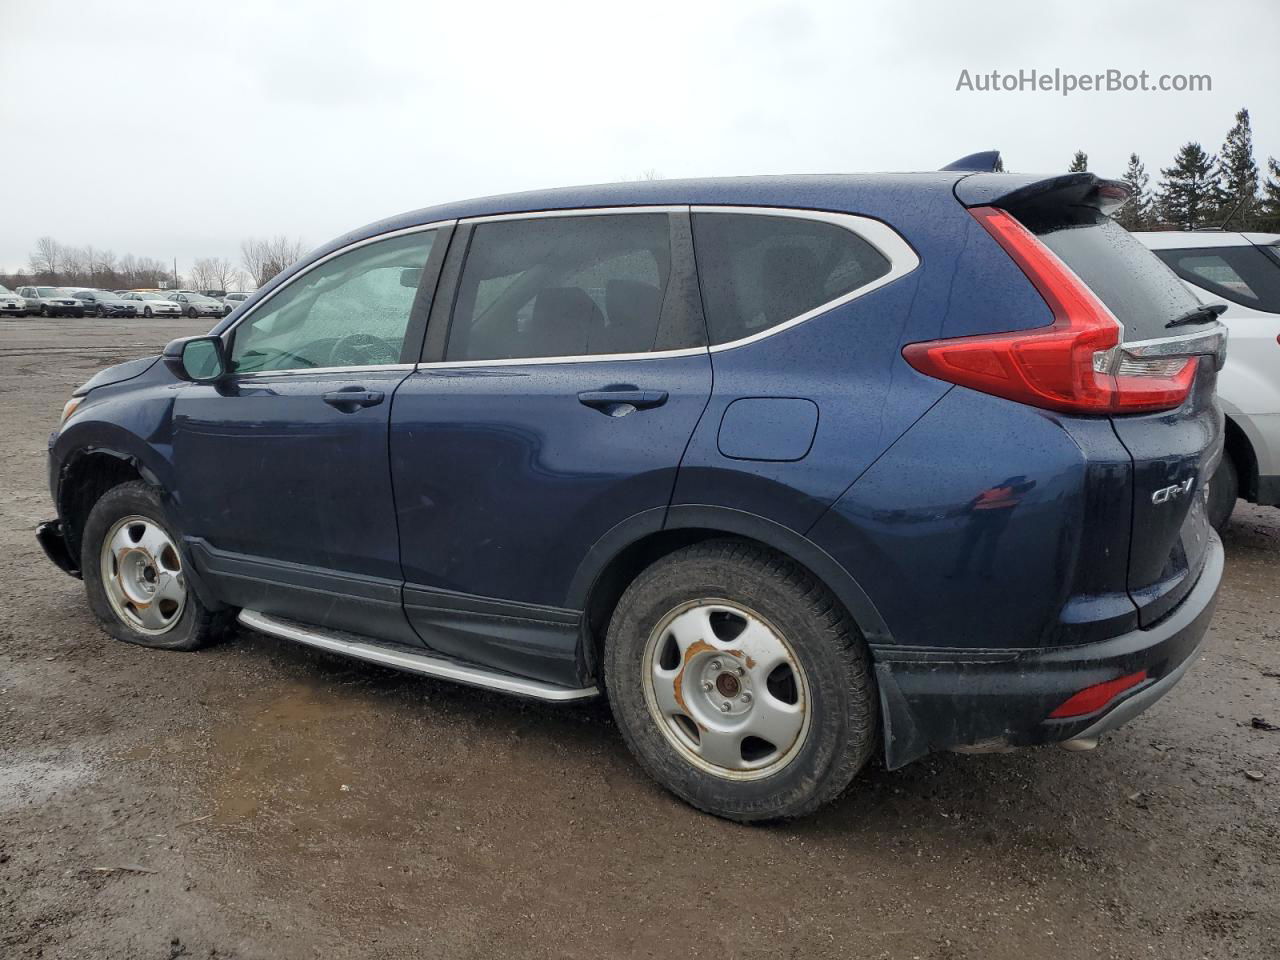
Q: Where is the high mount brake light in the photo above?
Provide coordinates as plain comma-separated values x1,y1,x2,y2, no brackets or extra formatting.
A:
902,207,1195,415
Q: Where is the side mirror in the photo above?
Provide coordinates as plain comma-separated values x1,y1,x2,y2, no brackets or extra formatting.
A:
163,335,227,382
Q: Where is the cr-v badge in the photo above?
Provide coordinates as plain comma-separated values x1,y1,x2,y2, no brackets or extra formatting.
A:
1152,476,1195,505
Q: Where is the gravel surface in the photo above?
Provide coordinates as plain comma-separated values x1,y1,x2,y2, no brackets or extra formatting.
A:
2,317,1277,959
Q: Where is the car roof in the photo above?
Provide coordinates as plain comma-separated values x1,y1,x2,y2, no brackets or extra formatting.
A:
336,172,969,248
1134,231,1280,250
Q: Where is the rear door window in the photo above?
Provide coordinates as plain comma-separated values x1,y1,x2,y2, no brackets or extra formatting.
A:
446,214,673,362
1152,245,1280,314
1021,212,1204,341
690,212,891,346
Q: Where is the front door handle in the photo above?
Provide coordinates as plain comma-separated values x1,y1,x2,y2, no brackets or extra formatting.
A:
322,387,385,412
577,389,668,417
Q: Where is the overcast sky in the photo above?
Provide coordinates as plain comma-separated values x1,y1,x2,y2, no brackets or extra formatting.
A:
2,0,1277,278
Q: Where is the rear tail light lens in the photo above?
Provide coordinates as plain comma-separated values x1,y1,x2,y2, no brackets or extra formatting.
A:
902,206,1196,415
1048,669,1148,719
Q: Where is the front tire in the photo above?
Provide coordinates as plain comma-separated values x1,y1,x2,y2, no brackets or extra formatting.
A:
81,481,232,651
186,307,197,318
95,305,104,318
1207,454,1238,531
604,539,877,822
144,307,153,318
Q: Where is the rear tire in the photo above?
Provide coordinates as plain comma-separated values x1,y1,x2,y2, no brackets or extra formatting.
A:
604,539,877,822
81,481,232,651
40,305,49,317
1207,454,1238,532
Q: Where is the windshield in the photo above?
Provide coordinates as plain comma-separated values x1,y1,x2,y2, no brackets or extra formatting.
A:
0,285,12,294
36,287,60,296
138,293,164,300
188,295,216,303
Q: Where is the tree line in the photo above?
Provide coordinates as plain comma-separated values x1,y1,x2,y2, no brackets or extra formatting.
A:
1072,107,1280,232
1,235,307,293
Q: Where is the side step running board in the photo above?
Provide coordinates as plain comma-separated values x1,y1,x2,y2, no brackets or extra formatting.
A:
237,609,599,702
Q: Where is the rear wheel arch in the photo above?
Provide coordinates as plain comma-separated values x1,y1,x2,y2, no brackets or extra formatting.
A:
575,505,892,683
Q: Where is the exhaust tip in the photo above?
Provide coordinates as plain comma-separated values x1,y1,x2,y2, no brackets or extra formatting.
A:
1060,737,1099,752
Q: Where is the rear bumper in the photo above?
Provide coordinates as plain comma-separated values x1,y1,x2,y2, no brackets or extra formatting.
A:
873,533,1223,769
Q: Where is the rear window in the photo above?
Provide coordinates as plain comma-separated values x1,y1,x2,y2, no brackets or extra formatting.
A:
1152,244,1280,314
1021,212,1204,341
691,213,891,346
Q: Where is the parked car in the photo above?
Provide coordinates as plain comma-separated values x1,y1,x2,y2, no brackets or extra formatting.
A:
71,290,139,318
170,292,226,318
37,164,1227,821
0,284,28,316
221,291,251,311
119,292,183,318
17,285,83,317
1135,231,1280,529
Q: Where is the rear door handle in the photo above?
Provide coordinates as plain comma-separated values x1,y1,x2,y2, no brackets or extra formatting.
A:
577,389,669,416
322,387,385,411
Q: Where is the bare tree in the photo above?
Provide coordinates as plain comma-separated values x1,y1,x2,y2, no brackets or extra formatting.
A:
241,235,305,287
29,236,62,279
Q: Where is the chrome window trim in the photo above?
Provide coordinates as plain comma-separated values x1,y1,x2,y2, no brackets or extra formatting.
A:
230,362,417,381
460,205,686,225
219,219,454,347
219,205,920,374
428,204,919,368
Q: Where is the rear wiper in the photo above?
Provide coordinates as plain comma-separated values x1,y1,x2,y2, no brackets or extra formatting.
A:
1166,303,1227,329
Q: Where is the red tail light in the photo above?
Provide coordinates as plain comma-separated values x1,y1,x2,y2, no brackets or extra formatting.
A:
1048,669,1148,719
902,206,1195,414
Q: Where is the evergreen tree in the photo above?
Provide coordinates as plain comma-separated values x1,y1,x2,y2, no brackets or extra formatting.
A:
1157,143,1217,230
1261,157,1280,221
1115,153,1153,230
1215,107,1259,226
1068,150,1089,172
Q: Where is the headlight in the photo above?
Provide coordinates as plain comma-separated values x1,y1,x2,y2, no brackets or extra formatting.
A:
60,397,83,426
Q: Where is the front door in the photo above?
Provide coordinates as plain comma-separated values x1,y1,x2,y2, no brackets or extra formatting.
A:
172,226,447,644
390,211,712,685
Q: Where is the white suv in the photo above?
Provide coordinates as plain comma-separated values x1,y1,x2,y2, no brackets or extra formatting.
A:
1136,231,1280,528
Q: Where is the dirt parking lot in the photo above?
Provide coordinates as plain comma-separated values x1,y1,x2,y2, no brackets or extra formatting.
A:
1,316,1277,959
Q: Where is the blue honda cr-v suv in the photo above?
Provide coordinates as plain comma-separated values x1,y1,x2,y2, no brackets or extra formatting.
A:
38,157,1227,820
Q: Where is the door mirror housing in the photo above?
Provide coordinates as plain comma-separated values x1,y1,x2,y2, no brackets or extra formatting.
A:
163,335,227,382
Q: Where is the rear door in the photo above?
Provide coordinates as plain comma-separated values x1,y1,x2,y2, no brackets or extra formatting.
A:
389,209,712,686
1028,213,1225,625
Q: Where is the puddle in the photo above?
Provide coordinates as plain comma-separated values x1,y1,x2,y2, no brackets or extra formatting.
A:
208,679,378,825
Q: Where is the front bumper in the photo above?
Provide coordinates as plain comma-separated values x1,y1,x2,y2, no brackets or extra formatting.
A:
873,533,1224,769
36,519,80,577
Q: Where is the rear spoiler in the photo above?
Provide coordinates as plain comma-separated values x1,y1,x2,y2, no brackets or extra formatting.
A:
955,172,1131,217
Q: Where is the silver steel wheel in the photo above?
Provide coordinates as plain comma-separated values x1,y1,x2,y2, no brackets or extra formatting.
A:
641,599,812,781
99,515,187,636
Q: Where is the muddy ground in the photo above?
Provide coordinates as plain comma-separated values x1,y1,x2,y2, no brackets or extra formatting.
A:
1,316,1276,959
